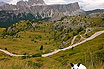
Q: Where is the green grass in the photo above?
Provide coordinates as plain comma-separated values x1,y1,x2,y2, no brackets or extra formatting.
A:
0,16,104,69
0,33,104,69
0,21,62,55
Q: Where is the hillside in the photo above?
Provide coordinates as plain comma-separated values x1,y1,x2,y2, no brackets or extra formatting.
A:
86,9,104,18
0,16,104,68
86,9,104,15
0,33,104,69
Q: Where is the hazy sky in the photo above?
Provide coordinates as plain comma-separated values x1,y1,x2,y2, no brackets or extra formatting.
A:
0,0,104,11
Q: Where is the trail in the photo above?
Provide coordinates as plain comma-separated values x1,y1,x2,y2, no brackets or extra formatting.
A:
0,30,104,57
79,35,86,41
71,35,78,45
42,30,104,57
0,49,27,57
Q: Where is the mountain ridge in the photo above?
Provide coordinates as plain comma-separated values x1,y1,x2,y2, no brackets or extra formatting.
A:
0,1,85,27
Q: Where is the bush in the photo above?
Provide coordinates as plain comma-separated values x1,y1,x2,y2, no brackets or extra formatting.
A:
0,58,9,61
85,34,90,38
69,52,75,56
73,32,78,36
98,45,103,50
21,53,31,59
21,56,27,59
77,27,83,33
32,53,41,57
60,54,66,58
2,30,7,38
21,56,31,59
40,45,43,50
34,41,37,43
45,42,47,45
5,48,7,50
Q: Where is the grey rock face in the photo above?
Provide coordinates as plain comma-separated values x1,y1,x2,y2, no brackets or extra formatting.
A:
17,0,46,7
0,2,85,27
28,0,37,6
37,0,46,5
0,4,18,10
0,2,84,17
17,1,29,7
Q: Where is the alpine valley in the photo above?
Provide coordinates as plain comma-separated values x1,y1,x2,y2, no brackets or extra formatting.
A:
0,0,104,69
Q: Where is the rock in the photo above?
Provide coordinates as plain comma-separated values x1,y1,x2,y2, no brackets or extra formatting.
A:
0,2,85,27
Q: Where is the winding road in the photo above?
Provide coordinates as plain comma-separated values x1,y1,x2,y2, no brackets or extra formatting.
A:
0,49,27,56
0,30,104,57
42,30,104,57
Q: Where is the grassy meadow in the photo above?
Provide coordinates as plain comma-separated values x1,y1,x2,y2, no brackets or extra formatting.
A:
0,16,104,69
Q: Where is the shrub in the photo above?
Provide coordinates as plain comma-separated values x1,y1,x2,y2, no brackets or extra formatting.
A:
2,30,7,38
34,41,37,43
21,56,31,59
0,58,9,61
32,53,41,57
21,56,27,59
77,27,83,33
23,53,27,55
69,52,76,56
36,58,43,62
98,45,103,50
45,42,47,45
40,45,43,50
73,32,77,36
38,35,42,38
60,54,67,58
5,48,7,50
85,34,90,38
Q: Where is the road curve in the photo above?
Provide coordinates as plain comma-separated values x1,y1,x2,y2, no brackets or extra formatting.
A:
0,30,104,57
42,30,104,57
0,49,27,57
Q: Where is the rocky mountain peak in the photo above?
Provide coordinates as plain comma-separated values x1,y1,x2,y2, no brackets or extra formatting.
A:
16,0,46,7
17,1,27,7
28,0,46,6
37,0,46,5
0,2,85,27
29,0,37,3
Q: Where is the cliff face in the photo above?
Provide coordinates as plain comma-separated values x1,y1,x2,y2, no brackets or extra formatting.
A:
0,0,85,27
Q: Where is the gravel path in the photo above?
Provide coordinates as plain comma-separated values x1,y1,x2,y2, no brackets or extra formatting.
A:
71,35,78,45
0,30,104,57
42,30,104,57
0,49,27,57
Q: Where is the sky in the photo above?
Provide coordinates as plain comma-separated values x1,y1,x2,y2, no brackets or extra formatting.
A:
0,0,104,11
